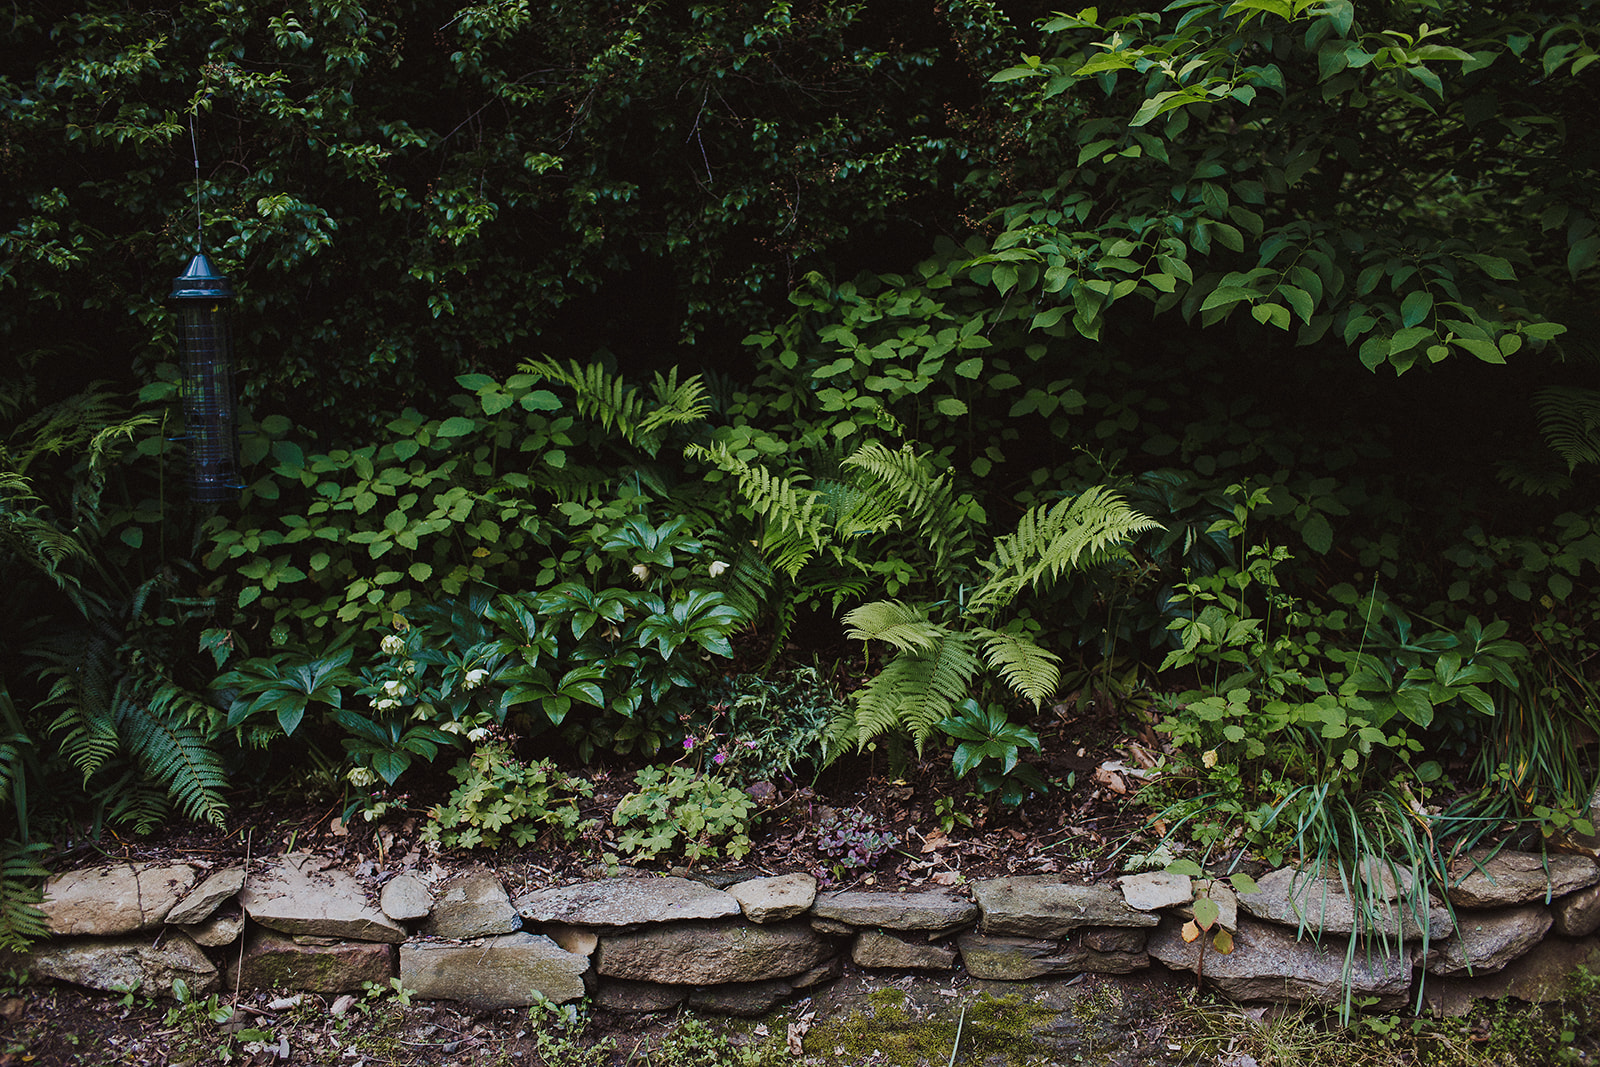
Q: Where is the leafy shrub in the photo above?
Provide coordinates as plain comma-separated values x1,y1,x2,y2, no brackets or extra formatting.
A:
936,698,1047,806
421,743,594,851
611,766,757,864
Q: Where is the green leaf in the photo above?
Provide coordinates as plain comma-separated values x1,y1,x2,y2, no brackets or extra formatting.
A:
1400,290,1433,327
936,397,968,417
436,416,477,438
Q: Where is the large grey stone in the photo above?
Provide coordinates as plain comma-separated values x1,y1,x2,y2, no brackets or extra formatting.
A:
956,932,1148,979
400,933,588,1008
516,877,739,926
1239,866,1451,940
727,873,816,923
852,930,958,971
972,878,1159,938
228,927,395,993
240,853,406,943
1421,934,1600,1016
1148,915,1413,1006
597,920,836,984
380,872,433,922
422,869,519,939
1447,849,1600,908
1119,872,1192,911
1426,906,1552,977
809,890,977,932
1554,881,1600,937
42,863,197,936
23,932,217,997
166,866,245,925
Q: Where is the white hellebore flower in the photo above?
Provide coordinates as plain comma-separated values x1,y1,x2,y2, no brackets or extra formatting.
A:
630,563,652,583
346,766,377,787
708,560,729,577
382,679,405,696
467,726,490,742
380,634,405,656
463,668,488,690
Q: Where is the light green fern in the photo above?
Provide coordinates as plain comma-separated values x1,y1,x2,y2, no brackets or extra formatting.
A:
524,359,708,457
0,841,48,952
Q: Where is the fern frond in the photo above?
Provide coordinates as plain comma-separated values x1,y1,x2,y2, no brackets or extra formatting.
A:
815,478,902,540
842,600,944,653
685,443,829,578
1535,386,1600,471
525,359,707,457
847,629,980,751
0,841,49,951
977,627,1062,707
50,677,121,784
120,685,230,829
970,485,1161,615
841,441,971,571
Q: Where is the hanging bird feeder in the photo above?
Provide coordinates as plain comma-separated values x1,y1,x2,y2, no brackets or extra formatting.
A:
169,252,241,504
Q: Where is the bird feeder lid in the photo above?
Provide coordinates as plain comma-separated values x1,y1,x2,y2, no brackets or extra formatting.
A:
170,252,234,301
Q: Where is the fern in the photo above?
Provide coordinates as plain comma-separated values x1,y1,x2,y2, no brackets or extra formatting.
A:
686,442,832,578
524,359,708,457
0,841,49,952
847,626,981,752
1535,386,1600,472
132,684,230,828
840,441,974,575
970,485,1161,615
977,627,1062,708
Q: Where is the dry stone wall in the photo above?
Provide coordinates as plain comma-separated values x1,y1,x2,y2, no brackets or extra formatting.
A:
14,850,1600,1017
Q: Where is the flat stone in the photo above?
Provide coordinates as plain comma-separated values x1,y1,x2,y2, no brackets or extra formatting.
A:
790,955,845,990
177,901,244,948
1447,849,1600,908
228,927,395,993
1148,915,1413,1006
810,890,977,932
1119,872,1192,912
852,930,958,971
1239,866,1450,940
593,978,687,1013
166,866,245,925
809,917,856,936
42,863,197,936
380,872,433,922
400,933,588,1008
972,878,1159,938
956,932,1147,979
727,873,816,923
516,877,739,926
22,932,217,997
422,869,519,939
1554,882,1600,937
1081,927,1148,954
1426,906,1552,976
685,980,795,1016
240,853,406,943
597,920,836,984
543,923,599,957
1421,935,1600,1016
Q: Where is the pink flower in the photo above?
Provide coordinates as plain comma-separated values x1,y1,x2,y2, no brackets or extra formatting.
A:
683,737,695,750
713,751,727,765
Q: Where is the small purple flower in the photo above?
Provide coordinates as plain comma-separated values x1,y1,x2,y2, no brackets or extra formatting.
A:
713,751,727,766
683,737,695,750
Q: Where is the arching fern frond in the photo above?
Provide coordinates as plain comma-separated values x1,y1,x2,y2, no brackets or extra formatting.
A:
122,684,229,829
970,485,1161,615
686,443,829,578
525,359,708,457
840,441,974,574
977,627,1062,708
0,841,48,951
842,600,944,653
1535,386,1600,472
845,627,980,752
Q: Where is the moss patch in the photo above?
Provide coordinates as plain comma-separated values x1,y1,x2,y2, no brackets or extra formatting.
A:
803,988,1059,1067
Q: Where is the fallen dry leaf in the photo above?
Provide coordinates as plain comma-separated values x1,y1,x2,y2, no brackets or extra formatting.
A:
1094,765,1128,794
920,829,950,853
930,870,959,886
